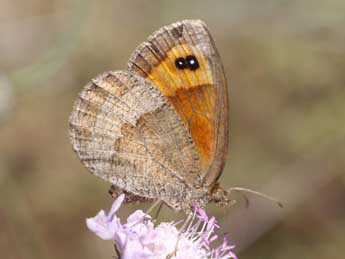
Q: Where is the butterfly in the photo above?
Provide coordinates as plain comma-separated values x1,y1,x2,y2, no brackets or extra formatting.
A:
69,20,230,212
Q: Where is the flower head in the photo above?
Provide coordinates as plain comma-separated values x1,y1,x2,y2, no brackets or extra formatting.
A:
86,195,238,259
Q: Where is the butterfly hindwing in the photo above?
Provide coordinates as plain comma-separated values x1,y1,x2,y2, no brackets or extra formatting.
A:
69,71,202,209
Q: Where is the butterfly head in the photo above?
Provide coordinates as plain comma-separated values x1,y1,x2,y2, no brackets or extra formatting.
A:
208,183,231,207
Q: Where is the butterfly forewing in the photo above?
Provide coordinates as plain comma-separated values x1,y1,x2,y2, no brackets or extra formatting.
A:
127,20,229,187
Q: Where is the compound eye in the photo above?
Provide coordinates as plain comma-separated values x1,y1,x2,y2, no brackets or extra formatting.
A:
175,57,187,69
186,55,199,70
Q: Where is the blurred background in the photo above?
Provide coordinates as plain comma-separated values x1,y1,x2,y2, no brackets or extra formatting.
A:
1,0,344,258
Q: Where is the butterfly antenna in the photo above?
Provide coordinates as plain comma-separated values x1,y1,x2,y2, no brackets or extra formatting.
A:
228,187,283,208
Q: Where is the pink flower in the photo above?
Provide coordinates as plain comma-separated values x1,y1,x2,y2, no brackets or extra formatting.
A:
86,194,124,240
86,195,238,259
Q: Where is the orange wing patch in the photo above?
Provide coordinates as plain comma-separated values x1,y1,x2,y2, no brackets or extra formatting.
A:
146,44,217,170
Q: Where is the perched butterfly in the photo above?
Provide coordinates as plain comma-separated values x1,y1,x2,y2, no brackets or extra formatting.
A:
69,20,230,212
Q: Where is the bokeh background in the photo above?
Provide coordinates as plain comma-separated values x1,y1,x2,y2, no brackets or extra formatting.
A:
1,0,344,258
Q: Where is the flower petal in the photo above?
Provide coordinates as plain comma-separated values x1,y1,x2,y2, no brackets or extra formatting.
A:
195,206,208,222
108,194,125,221
126,210,148,226
86,211,118,240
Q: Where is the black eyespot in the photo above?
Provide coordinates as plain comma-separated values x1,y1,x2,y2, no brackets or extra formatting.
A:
186,55,199,70
175,57,187,69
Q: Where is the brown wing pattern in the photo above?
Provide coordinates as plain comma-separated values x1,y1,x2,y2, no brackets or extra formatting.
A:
69,71,202,209
128,20,229,187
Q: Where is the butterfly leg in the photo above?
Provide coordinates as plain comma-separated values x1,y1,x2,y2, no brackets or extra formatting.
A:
152,201,164,221
178,211,194,232
145,200,162,215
